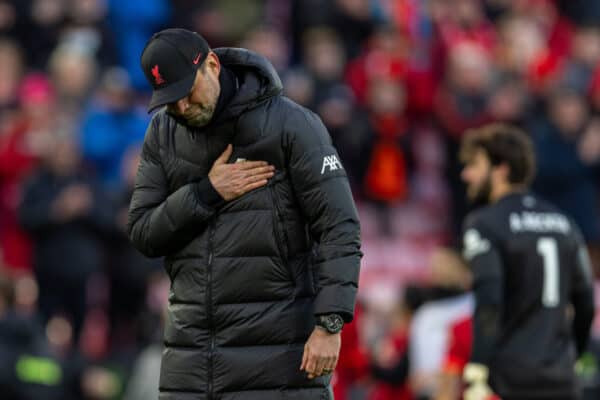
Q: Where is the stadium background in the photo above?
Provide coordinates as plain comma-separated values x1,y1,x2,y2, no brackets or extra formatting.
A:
0,0,599,399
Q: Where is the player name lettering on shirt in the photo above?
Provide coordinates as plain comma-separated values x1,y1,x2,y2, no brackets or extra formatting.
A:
509,212,571,234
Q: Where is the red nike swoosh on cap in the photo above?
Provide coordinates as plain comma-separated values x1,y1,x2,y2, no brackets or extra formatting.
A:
193,52,203,64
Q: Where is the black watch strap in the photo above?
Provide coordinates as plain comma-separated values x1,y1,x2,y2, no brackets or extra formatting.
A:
316,313,344,334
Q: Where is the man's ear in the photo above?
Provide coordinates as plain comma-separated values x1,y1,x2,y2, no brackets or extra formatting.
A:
206,52,221,75
494,162,510,184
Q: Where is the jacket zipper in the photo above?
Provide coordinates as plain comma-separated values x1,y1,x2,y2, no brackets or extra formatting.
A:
207,216,216,400
270,186,289,261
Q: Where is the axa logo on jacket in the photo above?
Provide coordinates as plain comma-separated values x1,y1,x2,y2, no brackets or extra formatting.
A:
321,155,343,174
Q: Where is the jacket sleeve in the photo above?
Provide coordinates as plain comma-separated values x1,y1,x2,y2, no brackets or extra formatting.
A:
285,105,362,322
462,215,503,366
127,119,219,257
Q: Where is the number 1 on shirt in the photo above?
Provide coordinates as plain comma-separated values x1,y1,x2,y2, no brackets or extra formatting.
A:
537,237,559,308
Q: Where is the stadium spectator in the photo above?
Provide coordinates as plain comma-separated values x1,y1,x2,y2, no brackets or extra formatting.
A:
369,294,413,400
47,40,98,117
18,131,113,340
0,73,55,273
408,248,473,399
530,86,600,243
106,0,171,91
80,67,149,190
239,25,290,73
0,38,24,114
333,303,370,400
105,145,162,349
0,272,69,399
362,77,410,234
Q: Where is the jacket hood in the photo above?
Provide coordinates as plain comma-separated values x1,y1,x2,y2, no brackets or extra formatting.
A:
213,47,283,120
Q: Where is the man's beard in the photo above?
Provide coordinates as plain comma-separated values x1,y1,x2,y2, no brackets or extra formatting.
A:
183,76,220,128
467,171,492,206
184,104,216,128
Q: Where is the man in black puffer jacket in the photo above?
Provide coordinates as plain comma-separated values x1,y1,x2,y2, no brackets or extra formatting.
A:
128,28,362,400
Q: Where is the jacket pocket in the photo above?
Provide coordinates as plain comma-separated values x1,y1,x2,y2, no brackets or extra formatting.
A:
269,185,289,264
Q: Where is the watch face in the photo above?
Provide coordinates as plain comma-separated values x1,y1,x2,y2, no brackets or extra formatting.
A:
322,314,343,333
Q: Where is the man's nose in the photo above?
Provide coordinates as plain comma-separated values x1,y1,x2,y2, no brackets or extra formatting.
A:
175,97,189,115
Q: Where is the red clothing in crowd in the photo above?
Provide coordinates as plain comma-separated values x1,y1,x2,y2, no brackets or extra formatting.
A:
333,304,370,400
0,74,54,272
521,0,574,92
436,19,497,57
345,47,436,117
345,49,408,107
0,119,39,272
443,316,472,376
369,329,413,400
443,317,500,400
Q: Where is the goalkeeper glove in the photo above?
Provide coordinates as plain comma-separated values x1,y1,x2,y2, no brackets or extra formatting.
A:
463,363,498,400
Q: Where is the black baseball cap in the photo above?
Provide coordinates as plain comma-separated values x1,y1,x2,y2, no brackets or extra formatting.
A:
141,28,210,112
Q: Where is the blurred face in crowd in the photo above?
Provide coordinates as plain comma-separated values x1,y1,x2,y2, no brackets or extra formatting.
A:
549,91,588,137
578,117,600,164
429,0,451,22
98,67,132,110
318,93,353,129
335,0,371,19
303,29,345,81
461,149,494,204
167,53,221,128
283,70,314,107
241,27,288,72
49,48,96,100
31,0,66,25
0,40,23,105
367,78,405,115
488,79,528,122
70,0,106,24
45,136,81,176
0,1,16,31
448,43,492,94
514,0,557,30
572,27,600,66
498,16,545,73
454,0,484,28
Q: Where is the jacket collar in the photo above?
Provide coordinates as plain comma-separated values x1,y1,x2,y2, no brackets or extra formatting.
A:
213,48,282,119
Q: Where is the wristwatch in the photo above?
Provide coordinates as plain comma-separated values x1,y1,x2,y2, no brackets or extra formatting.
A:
315,313,344,334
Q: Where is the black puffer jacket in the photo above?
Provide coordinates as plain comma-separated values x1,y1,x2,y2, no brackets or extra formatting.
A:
128,48,362,400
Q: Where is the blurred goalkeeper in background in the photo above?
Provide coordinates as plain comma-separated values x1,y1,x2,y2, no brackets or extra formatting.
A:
458,124,595,400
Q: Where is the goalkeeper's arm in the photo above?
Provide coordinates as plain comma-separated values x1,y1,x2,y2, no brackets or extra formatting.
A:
462,224,504,399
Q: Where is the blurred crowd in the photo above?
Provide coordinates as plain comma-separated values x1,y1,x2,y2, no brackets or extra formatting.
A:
0,0,600,399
